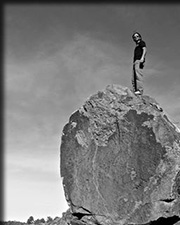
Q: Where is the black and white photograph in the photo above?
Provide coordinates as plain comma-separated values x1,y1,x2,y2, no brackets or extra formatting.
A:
4,3,180,225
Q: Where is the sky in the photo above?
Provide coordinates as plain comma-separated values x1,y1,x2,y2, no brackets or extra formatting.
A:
4,3,180,222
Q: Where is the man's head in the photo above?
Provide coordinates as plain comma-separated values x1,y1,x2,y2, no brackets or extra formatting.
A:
132,32,142,43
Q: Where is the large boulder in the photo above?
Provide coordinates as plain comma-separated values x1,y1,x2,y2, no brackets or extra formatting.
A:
60,84,180,225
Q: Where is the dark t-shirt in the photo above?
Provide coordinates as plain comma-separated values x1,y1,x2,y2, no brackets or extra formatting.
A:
133,40,146,62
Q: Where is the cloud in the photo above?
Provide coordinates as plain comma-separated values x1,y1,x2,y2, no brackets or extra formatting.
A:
5,153,59,181
56,33,131,98
5,32,131,126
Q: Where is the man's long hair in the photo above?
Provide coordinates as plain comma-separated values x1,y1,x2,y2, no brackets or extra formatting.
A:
132,32,142,39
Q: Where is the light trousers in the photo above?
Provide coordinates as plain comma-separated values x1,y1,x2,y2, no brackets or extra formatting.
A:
132,60,144,94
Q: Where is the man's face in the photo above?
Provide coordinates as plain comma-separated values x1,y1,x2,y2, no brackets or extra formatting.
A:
133,34,141,43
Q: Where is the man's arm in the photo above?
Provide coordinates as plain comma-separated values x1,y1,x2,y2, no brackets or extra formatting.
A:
140,47,147,62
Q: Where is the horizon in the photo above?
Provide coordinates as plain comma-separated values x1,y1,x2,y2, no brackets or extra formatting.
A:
4,3,180,222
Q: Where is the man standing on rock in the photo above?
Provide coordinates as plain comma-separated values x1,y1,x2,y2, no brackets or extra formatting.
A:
132,32,147,95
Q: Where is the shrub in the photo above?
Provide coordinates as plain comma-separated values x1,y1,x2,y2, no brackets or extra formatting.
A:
27,216,34,224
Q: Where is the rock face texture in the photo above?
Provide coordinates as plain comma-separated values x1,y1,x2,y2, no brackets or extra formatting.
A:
60,84,180,225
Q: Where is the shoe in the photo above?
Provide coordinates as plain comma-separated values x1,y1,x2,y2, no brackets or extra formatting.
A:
134,90,141,95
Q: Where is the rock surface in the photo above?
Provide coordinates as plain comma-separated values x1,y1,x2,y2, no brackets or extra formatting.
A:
60,84,180,225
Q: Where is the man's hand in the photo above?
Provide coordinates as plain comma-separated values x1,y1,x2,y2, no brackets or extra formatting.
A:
139,58,144,63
